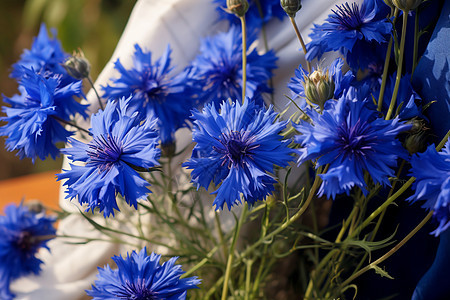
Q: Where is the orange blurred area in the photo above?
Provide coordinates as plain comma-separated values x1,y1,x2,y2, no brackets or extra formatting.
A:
0,170,61,212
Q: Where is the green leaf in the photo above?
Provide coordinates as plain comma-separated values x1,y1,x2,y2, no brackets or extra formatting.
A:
371,265,394,280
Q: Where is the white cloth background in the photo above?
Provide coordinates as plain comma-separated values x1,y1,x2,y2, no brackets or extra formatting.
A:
11,0,351,298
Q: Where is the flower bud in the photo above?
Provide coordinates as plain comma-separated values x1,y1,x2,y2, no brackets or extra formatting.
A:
383,0,395,9
280,0,302,17
404,119,430,154
161,141,176,158
391,0,422,11
226,0,249,17
63,49,91,80
303,69,335,111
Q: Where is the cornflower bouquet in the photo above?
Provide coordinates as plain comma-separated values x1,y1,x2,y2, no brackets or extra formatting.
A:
0,0,449,299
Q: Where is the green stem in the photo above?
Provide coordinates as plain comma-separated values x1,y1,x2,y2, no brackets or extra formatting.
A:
221,203,248,300
87,76,104,110
386,11,408,120
289,16,311,73
240,169,324,260
215,212,228,260
240,16,247,103
377,8,397,112
340,211,433,289
52,115,90,135
411,7,419,79
181,245,219,279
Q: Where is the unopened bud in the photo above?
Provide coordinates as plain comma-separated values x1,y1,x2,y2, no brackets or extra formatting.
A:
383,0,395,9
404,119,430,154
391,0,422,11
63,49,91,80
24,200,45,214
280,0,302,17
303,69,335,111
226,0,249,17
161,141,176,158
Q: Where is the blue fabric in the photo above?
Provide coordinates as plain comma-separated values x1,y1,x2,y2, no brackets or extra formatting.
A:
412,1,450,299
412,0,450,140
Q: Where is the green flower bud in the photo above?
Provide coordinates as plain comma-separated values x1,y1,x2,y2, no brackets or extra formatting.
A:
404,119,430,154
226,0,249,17
391,0,422,11
63,49,91,80
280,0,302,17
383,0,394,9
303,69,335,111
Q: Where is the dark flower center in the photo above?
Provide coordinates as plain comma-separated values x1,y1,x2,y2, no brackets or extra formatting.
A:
117,279,158,300
336,119,373,160
332,3,363,30
15,231,34,252
142,73,168,104
215,131,258,167
87,134,122,171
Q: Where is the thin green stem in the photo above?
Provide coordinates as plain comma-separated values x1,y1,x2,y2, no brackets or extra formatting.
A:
221,203,248,300
87,76,104,110
52,115,90,135
215,212,228,260
411,7,419,79
181,245,219,279
378,8,398,112
240,16,247,103
386,11,408,120
240,169,325,260
289,16,311,73
244,259,253,300
340,211,433,289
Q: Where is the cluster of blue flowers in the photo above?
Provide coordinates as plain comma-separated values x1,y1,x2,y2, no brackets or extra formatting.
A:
1,0,449,297
0,24,88,162
0,203,56,299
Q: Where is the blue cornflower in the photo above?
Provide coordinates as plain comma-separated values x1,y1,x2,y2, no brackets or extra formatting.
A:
183,99,293,210
86,247,201,299
408,139,450,236
57,96,161,217
102,44,194,144
294,88,411,199
306,0,392,70
0,203,56,299
0,67,86,162
190,25,277,108
11,24,74,85
288,58,354,110
214,0,285,28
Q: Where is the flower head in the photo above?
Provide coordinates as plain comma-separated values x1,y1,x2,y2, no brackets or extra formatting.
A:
102,44,195,144
11,24,75,85
190,25,277,108
57,96,161,217
214,0,285,28
288,58,354,110
0,203,56,299
86,247,201,299
408,139,450,236
294,88,410,199
306,0,391,70
0,67,86,162
183,99,293,210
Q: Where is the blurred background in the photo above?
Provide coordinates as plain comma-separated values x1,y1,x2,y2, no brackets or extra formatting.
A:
0,0,136,180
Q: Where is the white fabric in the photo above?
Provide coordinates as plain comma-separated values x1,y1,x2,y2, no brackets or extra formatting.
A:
11,0,351,298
